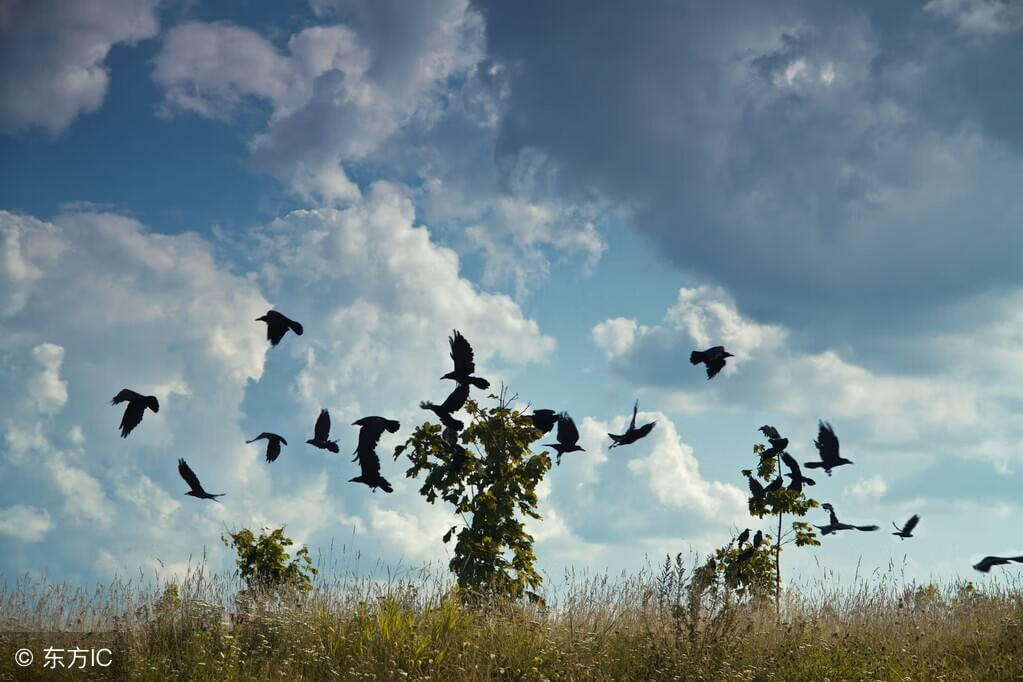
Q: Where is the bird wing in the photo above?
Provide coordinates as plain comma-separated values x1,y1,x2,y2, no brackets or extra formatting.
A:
246,432,270,443
449,330,477,376
855,525,880,532
357,423,384,452
314,409,331,441
557,414,580,446
355,445,383,478
266,318,287,346
759,425,780,440
633,422,655,439
177,459,203,493
903,514,920,534
815,420,839,462
629,401,638,431
706,357,726,378
781,452,800,476
288,317,304,335
748,476,764,497
440,383,471,413
119,402,145,437
111,388,143,405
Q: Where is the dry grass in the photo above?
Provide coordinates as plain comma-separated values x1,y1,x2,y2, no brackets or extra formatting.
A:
3,553,1023,681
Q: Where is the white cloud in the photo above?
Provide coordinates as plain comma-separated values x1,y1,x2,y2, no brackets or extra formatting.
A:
153,1,485,204
29,343,68,413
0,505,54,542
0,0,160,134
591,317,638,358
924,0,1023,38
845,475,888,503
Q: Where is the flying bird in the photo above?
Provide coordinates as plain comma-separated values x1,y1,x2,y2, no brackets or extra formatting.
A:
764,475,784,495
352,416,401,462
759,425,789,460
736,528,750,547
256,310,303,347
440,330,490,389
420,383,469,432
781,452,816,493
306,409,339,453
973,555,1023,573
804,420,852,476
177,458,224,501
689,345,733,380
607,401,656,449
747,473,766,501
110,389,159,438
530,409,559,436
246,432,288,463
350,420,395,494
814,503,879,535
544,412,585,465
892,514,920,540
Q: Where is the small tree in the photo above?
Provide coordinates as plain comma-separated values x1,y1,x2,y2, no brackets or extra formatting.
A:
702,430,820,614
221,526,317,595
395,387,550,604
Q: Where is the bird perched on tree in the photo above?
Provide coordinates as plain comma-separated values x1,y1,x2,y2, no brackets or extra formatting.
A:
892,514,920,540
973,555,1023,573
747,473,766,501
781,452,816,492
256,310,303,347
690,345,733,379
420,383,469,432
177,459,224,501
544,413,585,464
804,420,852,476
530,409,559,436
736,528,751,547
351,416,396,493
752,530,763,548
246,432,288,463
440,330,490,389
607,401,656,449
758,425,789,460
110,388,159,438
306,409,339,453
814,503,879,535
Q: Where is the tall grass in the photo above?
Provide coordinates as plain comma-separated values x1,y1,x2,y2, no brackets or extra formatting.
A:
3,552,1023,680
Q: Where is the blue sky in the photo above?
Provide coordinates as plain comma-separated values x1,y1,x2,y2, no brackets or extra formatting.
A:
2,0,1023,592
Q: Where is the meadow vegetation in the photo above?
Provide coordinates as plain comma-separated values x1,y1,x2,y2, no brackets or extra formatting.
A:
3,552,1023,681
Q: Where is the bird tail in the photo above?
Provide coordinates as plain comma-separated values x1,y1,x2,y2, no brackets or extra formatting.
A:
857,525,880,531
377,476,394,493
326,441,339,453
689,351,703,364
290,320,304,335
803,476,816,486
419,401,436,411
471,377,490,390
385,419,400,433
803,461,824,469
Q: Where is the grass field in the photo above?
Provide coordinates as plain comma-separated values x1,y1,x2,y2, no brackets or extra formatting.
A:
3,554,1023,681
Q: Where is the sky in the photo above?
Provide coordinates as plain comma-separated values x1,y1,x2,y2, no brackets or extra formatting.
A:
2,0,1023,594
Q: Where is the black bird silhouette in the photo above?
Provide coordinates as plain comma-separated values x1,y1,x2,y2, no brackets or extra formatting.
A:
530,409,559,435
441,424,469,473
764,475,784,495
351,418,395,493
351,416,401,462
420,383,469,432
177,458,224,501
748,473,766,501
246,432,288,463
752,530,763,548
892,514,920,539
690,345,733,379
781,452,816,492
306,409,339,453
607,401,656,449
736,528,750,547
440,330,490,389
804,420,852,476
973,555,1023,573
737,546,755,562
814,503,879,535
759,424,789,460
110,389,160,438
544,412,585,464
256,310,303,347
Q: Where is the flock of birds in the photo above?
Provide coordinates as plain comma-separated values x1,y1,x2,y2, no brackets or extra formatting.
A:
108,321,1020,576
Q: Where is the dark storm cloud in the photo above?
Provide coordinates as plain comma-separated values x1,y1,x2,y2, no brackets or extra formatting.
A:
472,0,1023,326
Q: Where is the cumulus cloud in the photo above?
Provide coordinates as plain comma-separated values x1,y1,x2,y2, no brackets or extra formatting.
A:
0,505,53,542
0,0,160,134
591,317,638,359
924,0,1023,37
845,475,888,503
475,0,1023,327
153,0,485,204
29,343,68,413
